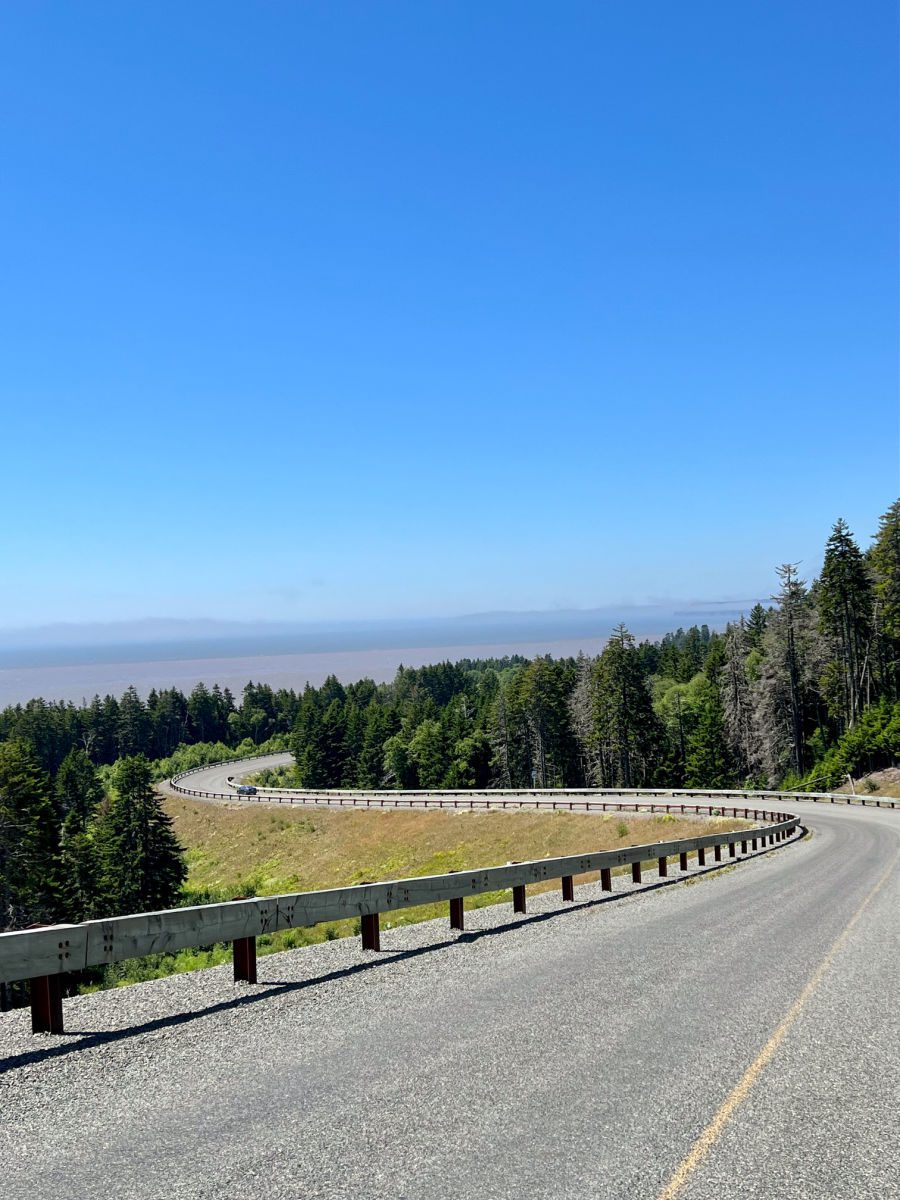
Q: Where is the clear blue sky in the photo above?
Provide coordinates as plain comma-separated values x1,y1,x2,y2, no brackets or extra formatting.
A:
1,2,897,629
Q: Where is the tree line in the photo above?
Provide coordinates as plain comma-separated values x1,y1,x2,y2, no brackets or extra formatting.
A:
1,499,898,942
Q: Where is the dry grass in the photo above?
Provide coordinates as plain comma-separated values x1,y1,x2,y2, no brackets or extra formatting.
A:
88,797,750,985
165,796,748,900
833,767,900,798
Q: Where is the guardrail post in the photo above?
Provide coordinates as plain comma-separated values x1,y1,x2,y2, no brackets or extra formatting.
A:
449,897,464,930
512,884,527,913
657,855,668,877
361,913,381,951
714,844,722,862
697,847,706,866
30,974,64,1034
600,867,612,891
751,836,758,850
741,839,747,853
561,875,575,902
679,851,688,871
631,862,642,884
233,937,257,984
728,842,736,858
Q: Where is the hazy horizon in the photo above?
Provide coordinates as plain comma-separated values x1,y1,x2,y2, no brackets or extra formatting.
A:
0,601,756,707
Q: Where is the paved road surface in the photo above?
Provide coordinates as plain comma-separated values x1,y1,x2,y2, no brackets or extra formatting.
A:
2,799,898,1199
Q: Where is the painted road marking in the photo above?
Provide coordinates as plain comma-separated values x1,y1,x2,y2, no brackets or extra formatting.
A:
656,847,900,1200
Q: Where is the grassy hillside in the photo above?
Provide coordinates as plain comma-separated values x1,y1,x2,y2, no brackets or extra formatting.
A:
92,799,748,990
167,796,747,910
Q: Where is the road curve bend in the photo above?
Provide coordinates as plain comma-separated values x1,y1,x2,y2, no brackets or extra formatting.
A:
2,769,897,1199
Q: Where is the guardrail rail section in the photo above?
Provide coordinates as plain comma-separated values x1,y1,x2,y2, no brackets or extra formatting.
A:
0,783,818,1036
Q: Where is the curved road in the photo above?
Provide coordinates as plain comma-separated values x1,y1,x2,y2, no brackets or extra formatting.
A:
2,790,898,1198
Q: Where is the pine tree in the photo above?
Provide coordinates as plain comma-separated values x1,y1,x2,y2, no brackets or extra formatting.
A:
684,697,733,788
746,604,769,650
0,740,62,929
818,519,874,729
720,621,760,780
870,499,900,699
55,749,104,922
753,565,822,781
55,748,104,829
590,626,662,787
94,755,186,915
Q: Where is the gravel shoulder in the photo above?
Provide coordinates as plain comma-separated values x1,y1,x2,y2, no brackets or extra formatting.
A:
4,804,899,1200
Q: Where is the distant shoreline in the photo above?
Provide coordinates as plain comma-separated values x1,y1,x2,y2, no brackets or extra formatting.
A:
0,636,629,707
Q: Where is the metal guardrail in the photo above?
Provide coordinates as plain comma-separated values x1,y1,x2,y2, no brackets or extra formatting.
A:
169,760,899,813
1,782,800,1036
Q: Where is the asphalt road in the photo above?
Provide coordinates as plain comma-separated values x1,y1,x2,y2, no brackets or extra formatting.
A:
2,798,898,1199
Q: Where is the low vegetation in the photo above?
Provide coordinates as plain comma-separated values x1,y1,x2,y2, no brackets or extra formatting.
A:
96,799,747,990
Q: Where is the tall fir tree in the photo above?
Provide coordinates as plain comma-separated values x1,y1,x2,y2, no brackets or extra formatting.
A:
94,755,186,915
590,626,662,787
818,519,873,729
869,499,900,699
0,739,62,929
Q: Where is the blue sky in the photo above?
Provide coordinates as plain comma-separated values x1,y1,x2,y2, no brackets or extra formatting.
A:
1,2,897,630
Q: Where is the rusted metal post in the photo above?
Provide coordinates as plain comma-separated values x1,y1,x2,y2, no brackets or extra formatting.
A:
658,855,668,877
361,912,381,951
30,974,64,1035
679,851,688,871
631,861,642,884
697,847,706,866
232,936,257,984
512,884,526,913
600,867,612,891
449,897,464,930
728,842,736,858
561,875,575,902
714,843,722,862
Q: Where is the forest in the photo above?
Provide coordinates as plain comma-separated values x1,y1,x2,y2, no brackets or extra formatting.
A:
1,500,898,940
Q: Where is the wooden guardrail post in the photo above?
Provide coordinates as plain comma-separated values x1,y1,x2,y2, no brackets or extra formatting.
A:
600,867,612,891
233,937,257,984
657,855,668,877
631,862,642,883
30,973,64,1034
361,913,380,951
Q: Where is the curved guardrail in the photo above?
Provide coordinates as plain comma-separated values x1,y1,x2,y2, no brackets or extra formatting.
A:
169,755,899,813
2,778,802,1036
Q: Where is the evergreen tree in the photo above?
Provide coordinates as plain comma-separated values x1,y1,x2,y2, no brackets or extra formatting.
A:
55,749,104,922
117,686,151,758
818,519,874,729
94,755,186,915
590,626,662,787
0,740,61,929
870,499,900,698
720,621,760,780
55,748,104,829
746,604,769,650
753,565,822,781
684,697,732,788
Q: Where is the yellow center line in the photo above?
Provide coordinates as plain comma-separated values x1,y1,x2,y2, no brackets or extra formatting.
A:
656,847,900,1200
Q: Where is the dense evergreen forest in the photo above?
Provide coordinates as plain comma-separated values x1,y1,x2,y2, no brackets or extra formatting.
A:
2,500,899,940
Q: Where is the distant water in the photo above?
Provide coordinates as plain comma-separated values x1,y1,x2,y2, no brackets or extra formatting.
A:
0,603,757,707
0,637,618,707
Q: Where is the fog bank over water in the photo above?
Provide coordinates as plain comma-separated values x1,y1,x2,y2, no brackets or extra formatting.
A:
0,604,758,707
